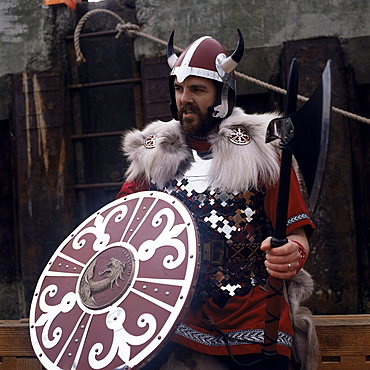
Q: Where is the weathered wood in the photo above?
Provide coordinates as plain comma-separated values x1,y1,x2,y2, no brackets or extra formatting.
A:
67,3,140,221
12,70,76,316
0,320,34,357
0,357,42,370
1,316,370,369
0,108,23,320
141,55,172,123
318,356,370,370
315,315,370,369
0,320,43,370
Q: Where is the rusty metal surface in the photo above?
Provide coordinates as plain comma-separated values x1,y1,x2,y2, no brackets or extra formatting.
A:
71,131,124,140
66,7,141,219
0,5,147,320
68,77,141,90
349,85,370,313
0,109,23,319
12,70,77,313
281,38,358,314
141,56,172,122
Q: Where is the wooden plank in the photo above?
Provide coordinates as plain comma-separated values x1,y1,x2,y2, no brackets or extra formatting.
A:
0,357,17,370
315,315,370,357
1,315,370,370
0,320,35,357
318,355,370,370
314,314,370,326
315,315,370,369
0,357,42,370
15,357,43,370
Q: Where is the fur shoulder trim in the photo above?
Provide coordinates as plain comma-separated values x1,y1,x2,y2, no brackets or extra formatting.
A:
122,120,193,188
122,108,281,191
208,107,281,191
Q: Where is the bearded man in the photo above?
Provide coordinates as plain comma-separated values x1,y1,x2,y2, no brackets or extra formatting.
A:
116,29,317,370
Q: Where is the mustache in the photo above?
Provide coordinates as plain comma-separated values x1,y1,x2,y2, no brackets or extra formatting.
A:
178,103,201,116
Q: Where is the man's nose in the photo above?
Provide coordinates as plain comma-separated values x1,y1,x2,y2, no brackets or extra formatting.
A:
180,88,193,105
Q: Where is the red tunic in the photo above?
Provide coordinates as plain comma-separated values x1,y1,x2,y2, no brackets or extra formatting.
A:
116,167,314,359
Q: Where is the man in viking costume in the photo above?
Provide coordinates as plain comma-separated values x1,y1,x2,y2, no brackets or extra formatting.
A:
116,30,318,370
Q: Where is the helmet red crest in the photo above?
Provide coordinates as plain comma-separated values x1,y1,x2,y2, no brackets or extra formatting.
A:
167,29,244,123
171,36,229,83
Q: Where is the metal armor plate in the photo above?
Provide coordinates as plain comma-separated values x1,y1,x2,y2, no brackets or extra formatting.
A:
29,191,199,370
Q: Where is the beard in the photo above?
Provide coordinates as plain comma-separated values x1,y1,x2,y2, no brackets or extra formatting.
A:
178,103,214,137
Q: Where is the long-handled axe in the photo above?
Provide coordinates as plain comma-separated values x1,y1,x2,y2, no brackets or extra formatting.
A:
262,58,332,360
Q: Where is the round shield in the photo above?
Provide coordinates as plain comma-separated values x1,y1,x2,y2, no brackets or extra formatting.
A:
29,191,199,370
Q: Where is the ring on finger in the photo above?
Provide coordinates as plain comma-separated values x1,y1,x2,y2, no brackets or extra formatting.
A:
287,263,292,272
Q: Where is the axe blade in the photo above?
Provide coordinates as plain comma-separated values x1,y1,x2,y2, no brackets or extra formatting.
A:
287,60,332,212
266,60,332,212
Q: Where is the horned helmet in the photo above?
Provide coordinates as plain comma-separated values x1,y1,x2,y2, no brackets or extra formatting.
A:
167,29,244,125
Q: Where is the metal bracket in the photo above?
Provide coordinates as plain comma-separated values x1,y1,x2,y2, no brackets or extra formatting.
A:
265,117,295,145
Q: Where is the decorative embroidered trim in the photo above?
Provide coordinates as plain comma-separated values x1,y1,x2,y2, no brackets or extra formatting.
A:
286,213,312,228
175,323,293,348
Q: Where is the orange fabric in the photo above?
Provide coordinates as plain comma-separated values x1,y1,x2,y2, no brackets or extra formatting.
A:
43,0,81,10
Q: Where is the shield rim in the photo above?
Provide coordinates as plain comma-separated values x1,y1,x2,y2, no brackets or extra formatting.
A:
29,191,200,370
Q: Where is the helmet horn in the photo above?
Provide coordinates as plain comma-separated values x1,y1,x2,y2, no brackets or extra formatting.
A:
220,28,244,73
167,30,179,69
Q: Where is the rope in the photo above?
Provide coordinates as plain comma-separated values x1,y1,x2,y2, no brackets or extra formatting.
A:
74,9,124,63
73,8,182,63
235,71,370,124
73,8,370,126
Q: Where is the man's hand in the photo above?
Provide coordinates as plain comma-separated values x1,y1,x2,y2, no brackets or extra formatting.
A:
260,227,309,280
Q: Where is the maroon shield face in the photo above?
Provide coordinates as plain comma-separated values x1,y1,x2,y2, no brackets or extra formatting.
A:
29,191,199,369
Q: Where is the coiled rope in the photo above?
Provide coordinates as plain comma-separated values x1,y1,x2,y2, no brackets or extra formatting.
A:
74,8,370,125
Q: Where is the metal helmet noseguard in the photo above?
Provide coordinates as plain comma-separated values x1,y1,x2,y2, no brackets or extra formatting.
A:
167,29,244,124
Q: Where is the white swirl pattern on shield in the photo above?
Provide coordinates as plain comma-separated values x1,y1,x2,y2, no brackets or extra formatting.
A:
88,307,157,368
29,191,199,370
35,286,77,349
72,204,129,252
138,207,187,269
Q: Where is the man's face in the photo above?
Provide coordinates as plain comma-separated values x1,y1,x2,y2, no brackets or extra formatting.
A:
174,76,217,137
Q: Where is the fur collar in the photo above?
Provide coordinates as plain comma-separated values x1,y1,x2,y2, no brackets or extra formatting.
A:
122,107,281,191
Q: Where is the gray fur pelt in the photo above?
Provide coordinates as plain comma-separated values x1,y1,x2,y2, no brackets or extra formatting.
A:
286,269,318,370
122,119,193,188
122,107,281,191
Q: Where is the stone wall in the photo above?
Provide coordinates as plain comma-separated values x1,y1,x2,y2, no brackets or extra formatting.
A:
134,0,370,92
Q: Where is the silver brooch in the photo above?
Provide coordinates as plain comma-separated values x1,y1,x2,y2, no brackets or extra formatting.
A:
228,126,251,145
144,134,157,149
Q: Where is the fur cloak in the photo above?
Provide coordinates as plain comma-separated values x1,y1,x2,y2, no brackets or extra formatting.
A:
122,107,281,191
